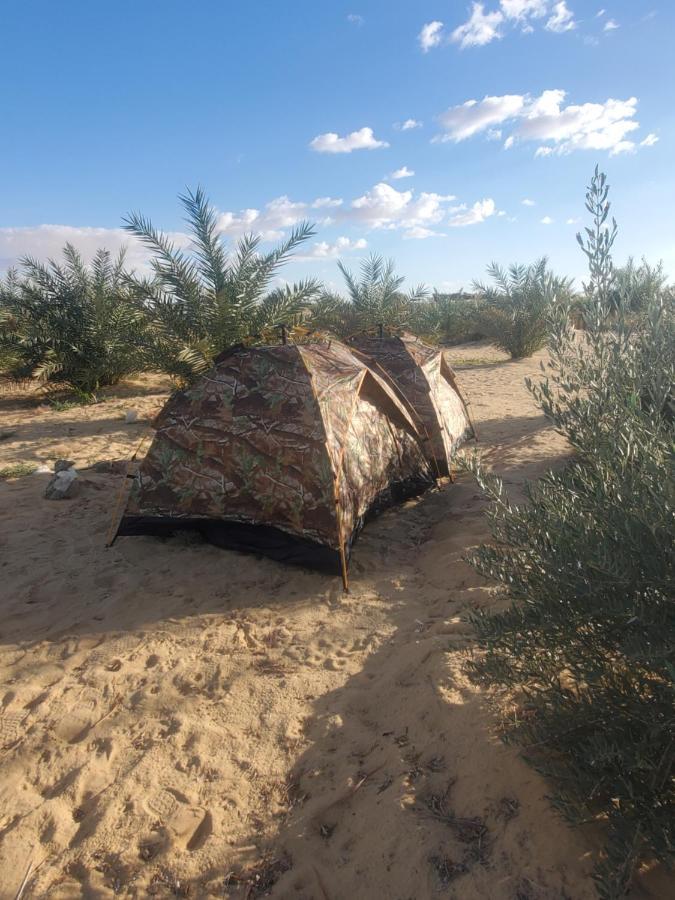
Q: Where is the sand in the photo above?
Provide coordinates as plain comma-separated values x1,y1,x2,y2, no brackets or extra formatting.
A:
0,346,667,899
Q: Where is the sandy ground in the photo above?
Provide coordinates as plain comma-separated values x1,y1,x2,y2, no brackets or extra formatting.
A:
0,346,668,899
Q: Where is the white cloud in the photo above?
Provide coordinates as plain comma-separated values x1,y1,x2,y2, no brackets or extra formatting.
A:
349,182,457,233
500,0,548,22
390,166,415,179
448,198,496,226
545,1,576,32
487,128,503,140
299,236,367,259
435,88,643,156
640,132,658,147
310,127,389,154
521,198,536,206
396,118,423,131
452,3,504,48
217,194,344,241
436,94,525,142
596,8,606,17
514,90,639,155
0,224,173,273
347,13,364,26
419,21,444,51
604,18,619,31
311,197,344,209
404,226,444,239
566,217,581,224
540,215,554,224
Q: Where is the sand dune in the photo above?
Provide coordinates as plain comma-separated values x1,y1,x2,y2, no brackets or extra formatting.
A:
0,346,666,898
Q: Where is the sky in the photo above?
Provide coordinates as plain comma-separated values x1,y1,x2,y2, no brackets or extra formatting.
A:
1,0,673,292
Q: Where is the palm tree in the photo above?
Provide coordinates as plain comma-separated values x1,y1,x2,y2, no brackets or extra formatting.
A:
124,187,321,381
311,253,428,338
0,245,146,394
473,258,572,359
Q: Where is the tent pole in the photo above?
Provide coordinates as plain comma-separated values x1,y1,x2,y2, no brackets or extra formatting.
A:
339,543,349,592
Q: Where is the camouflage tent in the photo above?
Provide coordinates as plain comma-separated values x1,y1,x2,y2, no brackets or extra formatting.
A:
348,331,475,477
114,341,434,587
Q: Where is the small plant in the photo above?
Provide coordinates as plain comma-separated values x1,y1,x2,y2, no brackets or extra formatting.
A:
0,462,37,479
473,258,572,359
124,187,321,382
466,167,674,897
48,390,97,411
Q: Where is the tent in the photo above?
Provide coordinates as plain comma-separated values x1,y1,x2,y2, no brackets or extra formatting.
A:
348,331,475,477
114,341,434,588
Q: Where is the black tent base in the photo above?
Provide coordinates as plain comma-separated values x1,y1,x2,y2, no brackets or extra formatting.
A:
116,516,344,573
115,474,434,576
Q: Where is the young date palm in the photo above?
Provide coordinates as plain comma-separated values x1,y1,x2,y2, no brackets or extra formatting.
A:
0,245,146,394
473,258,572,358
310,253,427,338
124,188,320,381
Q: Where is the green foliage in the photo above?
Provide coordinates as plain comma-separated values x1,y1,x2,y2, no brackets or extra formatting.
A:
0,246,147,393
408,291,486,345
473,258,572,358
466,167,674,897
124,187,321,381
611,257,670,316
310,254,427,338
0,462,38,479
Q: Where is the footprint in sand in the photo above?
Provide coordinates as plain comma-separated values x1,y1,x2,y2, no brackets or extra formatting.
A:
145,788,211,851
89,635,140,669
52,692,105,743
0,711,26,748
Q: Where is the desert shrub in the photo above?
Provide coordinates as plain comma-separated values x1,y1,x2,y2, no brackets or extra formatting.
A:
310,254,427,338
408,291,486,345
611,257,669,315
124,188,320,382
0,246,147,394
466,167,674,897
472,258,572,358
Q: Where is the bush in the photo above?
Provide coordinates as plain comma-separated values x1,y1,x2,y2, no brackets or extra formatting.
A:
310,254,427,338
473,258,572,358
124,188,321,382
611,256,670,316
466,167,674,897
408,291,486,345
0,245,147,394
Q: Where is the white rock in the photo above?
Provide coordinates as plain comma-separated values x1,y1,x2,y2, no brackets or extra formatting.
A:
44,467,79,499
125,409,138,424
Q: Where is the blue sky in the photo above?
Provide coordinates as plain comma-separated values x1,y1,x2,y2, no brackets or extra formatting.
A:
1,0,673,291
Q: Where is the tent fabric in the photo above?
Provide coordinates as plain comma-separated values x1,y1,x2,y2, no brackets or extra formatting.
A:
115,341,434,584
348,332,475,476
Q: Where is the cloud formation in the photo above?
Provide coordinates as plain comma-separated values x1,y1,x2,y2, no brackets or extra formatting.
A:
427,1,578,50
0,225,164,273
418,21,444,51
545,1,576,32
452,4,504,48
310,127,389,153
395,118,423,131
448,198,496,226
299,236,367,258
390,166,415,179
435,89,645,156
